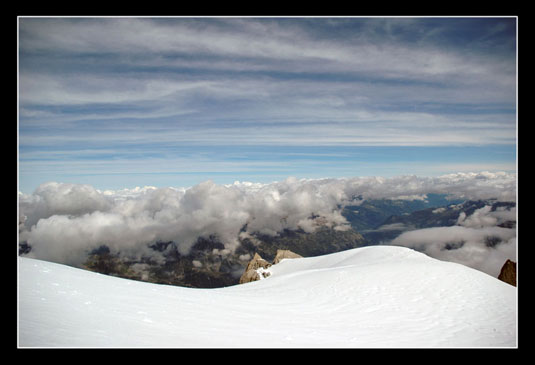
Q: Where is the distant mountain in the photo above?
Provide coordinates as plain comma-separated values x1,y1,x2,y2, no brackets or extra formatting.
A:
20,194,515,289
357,199,516,245
239,227,366,262
341,193,465,233
81,226,367,288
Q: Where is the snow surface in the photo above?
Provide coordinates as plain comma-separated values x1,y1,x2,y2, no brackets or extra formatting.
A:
18,245,517,348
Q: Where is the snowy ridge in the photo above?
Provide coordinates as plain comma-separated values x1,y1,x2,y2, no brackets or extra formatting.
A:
18,246,516,348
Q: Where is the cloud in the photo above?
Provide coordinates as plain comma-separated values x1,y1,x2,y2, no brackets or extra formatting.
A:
21,18,511,84
374,223,409,232
19,172,516,268
18,18,516,194
390,204,516,277
19,182,113,228
457,205,517,228
17,18,517,277
19,18,516,147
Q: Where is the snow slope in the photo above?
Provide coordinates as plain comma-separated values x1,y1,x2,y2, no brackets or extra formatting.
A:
18,246,517,348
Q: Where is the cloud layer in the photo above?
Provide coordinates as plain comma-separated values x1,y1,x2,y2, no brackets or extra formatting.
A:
19,172,516,270
390,203,516,277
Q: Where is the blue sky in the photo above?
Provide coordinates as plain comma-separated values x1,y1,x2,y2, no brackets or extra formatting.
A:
18,17,517,193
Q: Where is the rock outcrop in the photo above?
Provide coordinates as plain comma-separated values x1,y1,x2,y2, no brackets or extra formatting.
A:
273,249,303,264
239,253,272,284
239,249,302,284
244,253,272,272
498,259,516,287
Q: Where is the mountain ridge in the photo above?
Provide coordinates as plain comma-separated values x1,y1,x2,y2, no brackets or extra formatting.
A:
19,197,515,289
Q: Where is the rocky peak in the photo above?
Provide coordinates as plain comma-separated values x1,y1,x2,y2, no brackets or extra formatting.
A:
239,253,272,284
239,249,303,284
245,253,272,272
498,259,516,287
273,249,303,264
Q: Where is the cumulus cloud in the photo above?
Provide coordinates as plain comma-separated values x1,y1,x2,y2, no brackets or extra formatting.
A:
339,171,516,202
19,182,113,228
390,204,516,277
457,205,517,228
19,172,516,268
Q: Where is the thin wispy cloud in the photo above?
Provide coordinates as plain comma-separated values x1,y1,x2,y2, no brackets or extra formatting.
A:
18,17,516,192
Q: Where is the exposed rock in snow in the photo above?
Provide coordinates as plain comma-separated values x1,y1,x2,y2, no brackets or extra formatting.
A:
239,253,272,284
245,253,272,272
273,249,303,265
239,249,302,284
498,259,517,287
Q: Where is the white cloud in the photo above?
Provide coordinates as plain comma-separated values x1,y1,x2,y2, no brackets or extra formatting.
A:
21,18,484,78
457,205,516,228
17,18,516,275
19,172,516,268
375,223,408,232
390,203,516,277
18,17,516,177
19,18,515,112
19,182,113,228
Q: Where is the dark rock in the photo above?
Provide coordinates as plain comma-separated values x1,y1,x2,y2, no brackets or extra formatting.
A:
498,259,516,286
19,242,32,255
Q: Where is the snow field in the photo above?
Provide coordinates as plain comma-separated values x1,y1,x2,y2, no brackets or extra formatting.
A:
18,245,516,348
